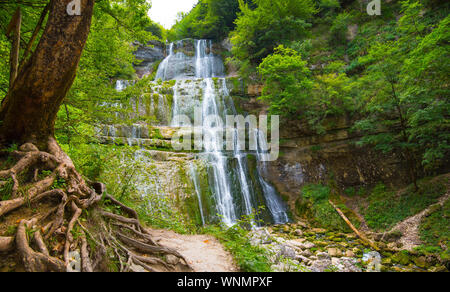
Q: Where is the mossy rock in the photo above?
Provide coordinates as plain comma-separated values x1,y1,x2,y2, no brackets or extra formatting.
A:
413,256,428,269
392,251,411,265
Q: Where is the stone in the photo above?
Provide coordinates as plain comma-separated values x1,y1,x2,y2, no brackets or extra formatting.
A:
430,266,448,272
413,256,428,269
314,241,329,247
297,221,308,229
382,257,392,265
294,229,303,237
392,252,411,265
345,250,355,257
316,252,331,260
300,242,316,249
280,245,297,260
311,228,327,234
309,259,332,272
362,251,382,272
327,248,342,257
296,255,312,266
331,257,363,272
249,228,272,245
301,250,313,257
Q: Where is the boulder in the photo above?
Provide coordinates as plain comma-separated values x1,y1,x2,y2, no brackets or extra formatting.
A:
327,248,343,257
362,251,382,272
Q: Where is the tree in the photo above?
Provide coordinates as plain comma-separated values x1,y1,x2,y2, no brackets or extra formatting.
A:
231,0,317,67
169,0,244,41
0,0,191,272
353,1,450,189
258,45,313,117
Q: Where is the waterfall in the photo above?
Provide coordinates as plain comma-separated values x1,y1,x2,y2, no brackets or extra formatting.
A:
153,39,289,226
253,129,290,224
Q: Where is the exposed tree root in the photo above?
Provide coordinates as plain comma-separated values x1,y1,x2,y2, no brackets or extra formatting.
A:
0,139,193,272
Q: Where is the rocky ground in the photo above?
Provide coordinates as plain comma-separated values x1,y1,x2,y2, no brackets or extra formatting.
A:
249,221,449,272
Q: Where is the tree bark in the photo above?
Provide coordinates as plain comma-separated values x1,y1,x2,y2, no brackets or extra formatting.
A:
0,0,95,149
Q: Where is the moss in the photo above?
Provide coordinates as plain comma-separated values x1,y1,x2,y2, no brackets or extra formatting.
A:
295,184,360,232
363,179,446,231
148,127,164,140
419,199,450,251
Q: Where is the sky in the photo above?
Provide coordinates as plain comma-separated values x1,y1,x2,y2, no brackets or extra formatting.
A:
149,0,198,29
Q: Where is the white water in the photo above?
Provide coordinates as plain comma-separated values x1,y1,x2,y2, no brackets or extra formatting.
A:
153,39,289,226
253,129,290,224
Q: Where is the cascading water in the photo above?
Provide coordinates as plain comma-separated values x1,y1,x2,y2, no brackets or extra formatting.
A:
154,39,289,226
253,129,290,224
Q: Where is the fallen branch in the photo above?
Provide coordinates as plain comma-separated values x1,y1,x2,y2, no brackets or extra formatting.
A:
329,200,379,251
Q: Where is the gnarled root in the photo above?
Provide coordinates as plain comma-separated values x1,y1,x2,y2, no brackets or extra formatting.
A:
0,139,193,272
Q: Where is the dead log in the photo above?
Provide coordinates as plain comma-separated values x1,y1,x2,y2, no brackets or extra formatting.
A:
329,200,379,251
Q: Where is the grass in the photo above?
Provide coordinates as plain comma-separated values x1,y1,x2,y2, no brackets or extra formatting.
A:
204,220,272,272
363,178,447,231
295,184,360,232
419,199,449,252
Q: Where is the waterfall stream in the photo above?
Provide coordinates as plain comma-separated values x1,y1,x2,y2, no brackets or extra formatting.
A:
154,39,289,226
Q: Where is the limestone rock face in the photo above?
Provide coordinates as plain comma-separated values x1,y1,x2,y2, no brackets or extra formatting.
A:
133,40,165,78
228,80,412,215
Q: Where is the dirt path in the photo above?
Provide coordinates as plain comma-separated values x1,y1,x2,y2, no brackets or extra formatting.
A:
148,229,238,272
388,192,450,250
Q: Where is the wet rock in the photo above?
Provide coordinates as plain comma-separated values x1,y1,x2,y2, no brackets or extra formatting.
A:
392,252,411,265
413,256,428,269
430,265,448,272
362,251,382,272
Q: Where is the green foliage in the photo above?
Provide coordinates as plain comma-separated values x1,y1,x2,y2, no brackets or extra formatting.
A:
205,215,272,272
353,2,450,179
54,0,157,147
420,199,450,250
231,0,317,66
258,45,313,116
329,12,352,46
258,45,355,133
169,0,242,41
363,179,446,231
65,144,196,234
296,184,356,232
0,178,13,201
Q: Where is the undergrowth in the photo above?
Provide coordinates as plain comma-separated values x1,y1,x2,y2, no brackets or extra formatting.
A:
362,178,446,231
204,214,272,272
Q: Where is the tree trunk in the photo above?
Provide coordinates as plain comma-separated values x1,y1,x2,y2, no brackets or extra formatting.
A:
0,0,95,149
